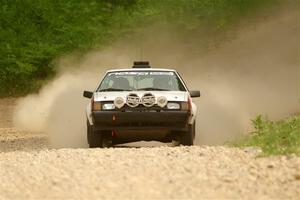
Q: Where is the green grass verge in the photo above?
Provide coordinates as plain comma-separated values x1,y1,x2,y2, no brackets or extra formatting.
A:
233,115,300,155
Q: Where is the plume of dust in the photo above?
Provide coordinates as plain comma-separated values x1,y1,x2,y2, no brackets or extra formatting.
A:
13,51,136,148
13,11,299,148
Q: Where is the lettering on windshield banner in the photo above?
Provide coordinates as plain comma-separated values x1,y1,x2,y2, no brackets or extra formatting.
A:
108,71,175,76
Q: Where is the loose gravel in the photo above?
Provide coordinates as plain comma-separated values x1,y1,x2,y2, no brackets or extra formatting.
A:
1,98,300,200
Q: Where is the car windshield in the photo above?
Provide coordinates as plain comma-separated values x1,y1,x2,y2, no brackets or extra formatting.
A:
98,71,186,92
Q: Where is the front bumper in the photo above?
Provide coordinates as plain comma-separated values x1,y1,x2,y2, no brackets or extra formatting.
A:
92,110,190,131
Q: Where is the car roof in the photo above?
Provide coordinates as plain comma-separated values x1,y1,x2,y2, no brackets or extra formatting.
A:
106,68,177,73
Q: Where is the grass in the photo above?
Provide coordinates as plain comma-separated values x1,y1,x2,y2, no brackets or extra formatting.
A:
233,115,300,155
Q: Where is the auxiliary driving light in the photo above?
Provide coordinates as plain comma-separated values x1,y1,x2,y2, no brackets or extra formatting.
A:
141,93,156,107
157,96,167,108
114,97,125,109
126,93,140,107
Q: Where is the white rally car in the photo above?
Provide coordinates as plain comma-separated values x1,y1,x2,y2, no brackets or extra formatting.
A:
83,61,200,148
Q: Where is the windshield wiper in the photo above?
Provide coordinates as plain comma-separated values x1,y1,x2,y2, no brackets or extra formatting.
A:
137,87,170,91
99,88,132,92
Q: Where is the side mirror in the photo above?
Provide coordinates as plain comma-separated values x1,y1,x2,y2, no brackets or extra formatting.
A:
190,90,201,98
83,91,93,99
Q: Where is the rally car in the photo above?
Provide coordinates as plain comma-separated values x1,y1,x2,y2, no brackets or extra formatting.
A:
83,61,200,148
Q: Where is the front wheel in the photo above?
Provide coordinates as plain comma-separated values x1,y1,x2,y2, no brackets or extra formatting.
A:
87,121,113,148
180,122,195,146
87,121,102,148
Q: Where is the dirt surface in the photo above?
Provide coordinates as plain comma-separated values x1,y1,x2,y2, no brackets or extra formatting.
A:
1,98,300,200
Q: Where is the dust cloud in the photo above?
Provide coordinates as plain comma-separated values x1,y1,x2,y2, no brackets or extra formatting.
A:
13,11,299,147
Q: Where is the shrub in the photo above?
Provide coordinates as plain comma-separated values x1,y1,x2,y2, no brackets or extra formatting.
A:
234,115,300,155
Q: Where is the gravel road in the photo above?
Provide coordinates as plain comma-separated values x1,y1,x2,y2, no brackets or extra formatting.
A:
1,98,300,200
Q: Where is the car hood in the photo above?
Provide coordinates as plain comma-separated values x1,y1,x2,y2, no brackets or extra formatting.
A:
93,91,188,102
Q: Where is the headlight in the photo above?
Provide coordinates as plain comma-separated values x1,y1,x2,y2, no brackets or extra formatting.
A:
167,102,180,110
102,103,115,110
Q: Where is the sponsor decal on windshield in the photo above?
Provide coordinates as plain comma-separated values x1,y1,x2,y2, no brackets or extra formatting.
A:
109,71,174,76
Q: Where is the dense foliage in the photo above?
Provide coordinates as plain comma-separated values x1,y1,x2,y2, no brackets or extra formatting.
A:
234,115,300,155
0,0,276,96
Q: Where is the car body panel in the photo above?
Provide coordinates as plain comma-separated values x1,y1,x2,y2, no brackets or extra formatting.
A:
93,91,188,102
92,110,190,131
85,66,199,144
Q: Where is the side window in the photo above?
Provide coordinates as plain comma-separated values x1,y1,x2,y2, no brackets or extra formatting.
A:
175,73,187,91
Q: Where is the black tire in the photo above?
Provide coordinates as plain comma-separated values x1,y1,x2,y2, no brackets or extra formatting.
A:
180,122,195,146
87,121,102,148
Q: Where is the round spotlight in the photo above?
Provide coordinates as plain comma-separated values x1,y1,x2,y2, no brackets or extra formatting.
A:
141,93,156,107
126,93,140,107
157,96,167,108
114,97,125,109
